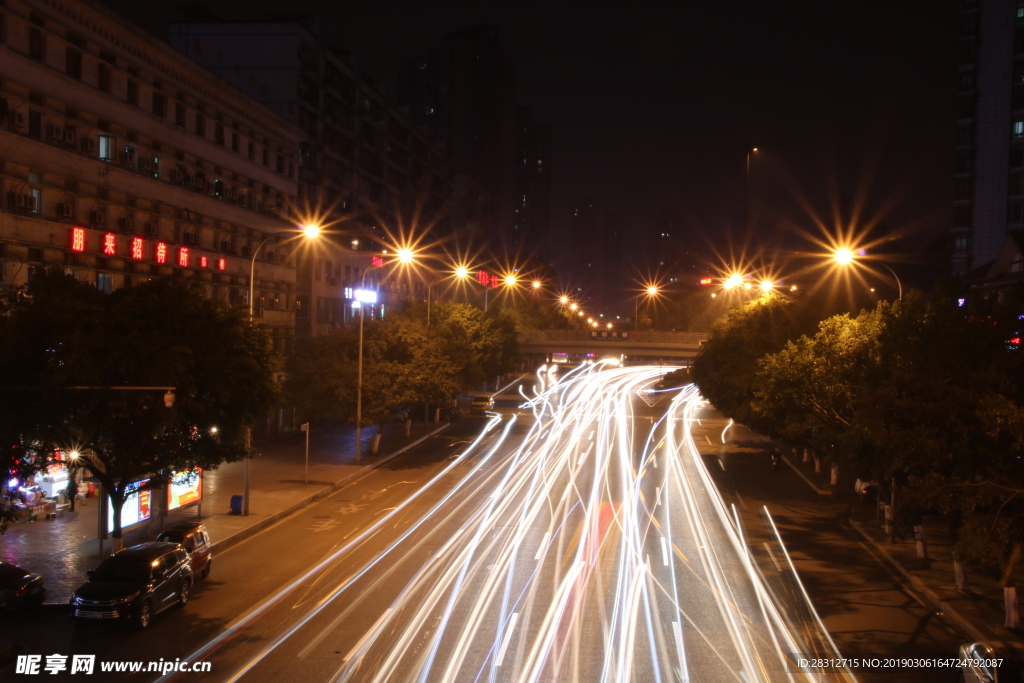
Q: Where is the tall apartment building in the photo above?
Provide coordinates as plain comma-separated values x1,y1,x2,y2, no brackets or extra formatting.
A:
566,198,623,311
0,0,302,353
954,0,1024,276
167,18,454,335
513,107,551,258
401,24,518,253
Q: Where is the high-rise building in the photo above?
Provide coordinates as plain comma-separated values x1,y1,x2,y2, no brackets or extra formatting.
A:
513,107,551,258
566,198,622,310
0,0,302,354
953,0,1021,276
167,18,455,334
401,24,518,251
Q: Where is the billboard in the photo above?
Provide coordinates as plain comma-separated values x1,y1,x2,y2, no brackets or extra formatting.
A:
167,468,203,511
106,478,151,533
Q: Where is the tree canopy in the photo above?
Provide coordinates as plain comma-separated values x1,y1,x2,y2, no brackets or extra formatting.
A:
0,269,277,544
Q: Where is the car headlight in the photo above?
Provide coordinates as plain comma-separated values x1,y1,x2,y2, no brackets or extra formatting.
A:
70,596,83,605
113,592,139,604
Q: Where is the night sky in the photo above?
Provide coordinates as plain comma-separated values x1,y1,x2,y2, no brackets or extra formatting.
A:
105,0,960,268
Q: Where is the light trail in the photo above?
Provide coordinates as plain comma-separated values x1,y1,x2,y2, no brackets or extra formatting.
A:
195,365,852,682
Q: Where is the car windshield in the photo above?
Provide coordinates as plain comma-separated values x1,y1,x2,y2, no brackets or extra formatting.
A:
157,533,183,544
474,397,489,402
91,558,150,582
0,563,28,583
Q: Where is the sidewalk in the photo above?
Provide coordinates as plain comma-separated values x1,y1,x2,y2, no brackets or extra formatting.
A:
782,447,1024,646
0,420,449,604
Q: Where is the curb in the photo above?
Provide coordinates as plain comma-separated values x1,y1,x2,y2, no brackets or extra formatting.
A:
780,455,832,495
39,423,452,609
207,422,452,556
849,518,988,643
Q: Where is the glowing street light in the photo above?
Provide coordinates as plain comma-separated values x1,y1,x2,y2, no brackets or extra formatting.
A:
559,296,569,305
454,265,470,280
635,284,660,330
833,247,854,265
396,248,415,264
831,247,902,299
504,274,518,287
759,280,774,293
646,285,658,296
570,303,578,311
723,273,744,289
532,280,542,289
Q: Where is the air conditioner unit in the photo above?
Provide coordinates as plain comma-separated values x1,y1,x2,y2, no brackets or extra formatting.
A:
9,111,25,127
63,127,76,146
137,157,153,172
8,191,25,209
46,124,64,142
239,194,250,207
192,175,206,190
172,167,187,183
144,222,158,237
82,137,96,154
118,216,134,232
225,187,238,201
90,209,106,227
121,150,136,167
57,201,74,218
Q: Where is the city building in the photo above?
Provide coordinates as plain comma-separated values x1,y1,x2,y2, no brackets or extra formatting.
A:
167,17,454,331
401,24,518,252
512,107,551,258
953,0,1020,276
565,198,623,311
0,0,303,354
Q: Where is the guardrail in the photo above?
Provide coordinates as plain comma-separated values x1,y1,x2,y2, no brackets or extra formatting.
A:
517,330,709,344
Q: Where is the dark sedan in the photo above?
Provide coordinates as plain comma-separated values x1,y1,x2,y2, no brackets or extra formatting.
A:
0,561,45,611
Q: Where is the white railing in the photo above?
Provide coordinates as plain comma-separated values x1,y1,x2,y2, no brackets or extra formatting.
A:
518,330,709,345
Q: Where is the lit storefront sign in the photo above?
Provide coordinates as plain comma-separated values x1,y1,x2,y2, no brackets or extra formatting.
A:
105,478,151,533
167,468,203,511
353,289,377,304
63,227,226,270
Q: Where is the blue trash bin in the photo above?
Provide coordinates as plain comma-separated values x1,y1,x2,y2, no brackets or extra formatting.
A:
229,495,243,515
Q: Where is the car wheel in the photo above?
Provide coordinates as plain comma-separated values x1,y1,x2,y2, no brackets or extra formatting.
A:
178,580,191,606
201,561,211,579
132,600,152,630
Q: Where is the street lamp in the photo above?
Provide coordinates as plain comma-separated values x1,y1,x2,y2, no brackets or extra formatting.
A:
740,145,758,240
245,225,321,516
635,285,658,330
759,279,774,293
831,248,902,299
723,273,744,289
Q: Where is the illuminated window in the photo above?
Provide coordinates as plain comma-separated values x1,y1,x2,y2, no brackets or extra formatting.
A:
199,256,208,268
131,237,144,260
156,242,168,264
97,272,112,294
103,233,117,256
1015,120,1024,138
178,247,189,267
69,227,86,252
98,134,116,160
217,258,226,270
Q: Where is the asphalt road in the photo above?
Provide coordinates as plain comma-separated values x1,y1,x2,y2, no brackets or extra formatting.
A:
1,366,958,683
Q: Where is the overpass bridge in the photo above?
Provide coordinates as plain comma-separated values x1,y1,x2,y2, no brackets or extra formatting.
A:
517,329,709,361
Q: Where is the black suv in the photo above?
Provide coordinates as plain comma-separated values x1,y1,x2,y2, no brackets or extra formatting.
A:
70,542,192,629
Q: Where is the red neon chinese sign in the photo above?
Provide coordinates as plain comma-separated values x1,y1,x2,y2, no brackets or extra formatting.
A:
69,227,86,252
156,242,168,264
103,233,117,256
699,277,713,286
477,270,490,285
371,255,384,267
199,256,208,268
217,258,226,271
177,248,189,267
131,237,144,260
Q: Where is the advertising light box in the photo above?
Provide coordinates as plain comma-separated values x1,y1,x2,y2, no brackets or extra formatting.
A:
167,468,203,511
106,478,151,533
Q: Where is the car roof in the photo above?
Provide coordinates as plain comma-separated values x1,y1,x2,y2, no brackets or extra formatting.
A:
167,522,206,533
113,542,181,560
473,396,491,401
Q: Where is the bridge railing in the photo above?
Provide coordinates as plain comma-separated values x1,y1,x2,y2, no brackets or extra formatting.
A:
518,329,709,345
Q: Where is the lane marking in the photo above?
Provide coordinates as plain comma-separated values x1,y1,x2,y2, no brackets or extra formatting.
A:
705,435,713,446
653,455,658,469
560,482,572,502
495,612,520,666
655,486,661,506
535,532,551,560
342,608,394,662
660,536,669,566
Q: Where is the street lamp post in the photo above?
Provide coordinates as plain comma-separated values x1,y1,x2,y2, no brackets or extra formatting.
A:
833,248,902,300
426,278,440,326
635,285,658,331
741,145,758,241
244,224,320,516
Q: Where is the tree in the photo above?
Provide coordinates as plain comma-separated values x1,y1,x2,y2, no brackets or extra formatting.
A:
0,270,277,549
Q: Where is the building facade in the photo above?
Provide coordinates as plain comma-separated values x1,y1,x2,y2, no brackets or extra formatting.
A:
513,107,551,258
0,0,303,352
401,24,518,252
954,0,1020,276
166,18,453,332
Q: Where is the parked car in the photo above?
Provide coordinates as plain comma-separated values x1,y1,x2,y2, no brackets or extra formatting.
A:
959,641,1024,683
471,396,495,413
439,406,464,421
70,542,192,630
0,561,45,611
156,522,213,579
